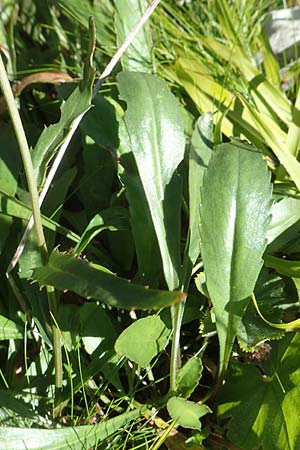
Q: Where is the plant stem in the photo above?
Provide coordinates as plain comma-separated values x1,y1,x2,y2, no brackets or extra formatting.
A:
0,54,46,256
169,300,185,394
0,53,62,394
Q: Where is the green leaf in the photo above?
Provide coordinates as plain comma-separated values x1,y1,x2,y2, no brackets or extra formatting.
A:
58,0,114,50
176,357,203,399
80,303,117,356
77,136,116,220
32,251,185,310
0,124,22,253
200,140,272,373
74,207,129,256
0,124,21,196
80,94,119,149
0,315,23,340
115,315,170,368
117,71,185,290
218,333,300,450
188,113,214,269
32,17,96,190
0,390,39,427
237,269,287,351
0,407,146,450
114,0,152,72
267,196,300,243
0,190,79,243
174,56,269,149
199,34,292,125
118,116,163,287
264,254,300,278
167,397,211,430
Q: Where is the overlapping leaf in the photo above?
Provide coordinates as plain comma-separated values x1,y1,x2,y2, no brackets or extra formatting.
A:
117,71,185,290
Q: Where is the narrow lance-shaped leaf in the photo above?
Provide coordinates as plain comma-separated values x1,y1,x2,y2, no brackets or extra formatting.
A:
32,251,186,310
117,117,163,287
117,71,185,290
0,407,146,450
200,140,272,374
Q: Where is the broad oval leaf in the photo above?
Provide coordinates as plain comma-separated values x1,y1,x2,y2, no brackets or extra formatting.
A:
200,140,272,373
167,397,211,430
32,251,185,310
115,315,170,368
117,71,185,290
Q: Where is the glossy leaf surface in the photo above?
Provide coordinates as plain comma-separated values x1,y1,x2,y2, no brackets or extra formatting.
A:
117,71,185,290
32,251,185,310
200,140,272,373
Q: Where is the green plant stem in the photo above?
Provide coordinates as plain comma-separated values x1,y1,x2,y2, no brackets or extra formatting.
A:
169,300,185,394
0,54,46,255
0,53,62,394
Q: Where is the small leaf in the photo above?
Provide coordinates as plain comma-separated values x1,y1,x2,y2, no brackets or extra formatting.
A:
176,357,203,398
167,397,211,430
32,251,185,310
115,316,170,368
